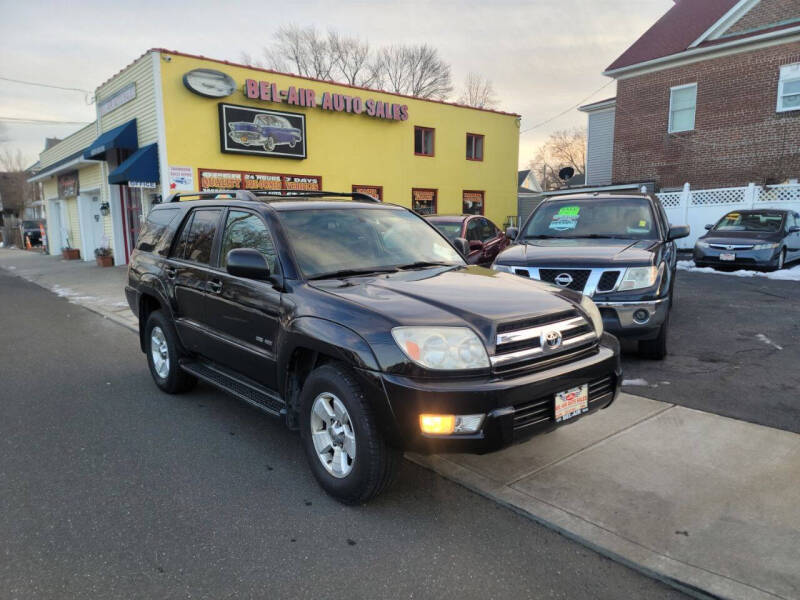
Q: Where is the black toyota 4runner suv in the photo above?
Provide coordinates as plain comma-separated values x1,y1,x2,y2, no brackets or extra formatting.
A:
126,191,621,504
494,193,690,360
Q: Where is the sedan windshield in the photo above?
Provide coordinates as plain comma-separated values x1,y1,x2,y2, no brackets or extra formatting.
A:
714,211,784,232
521,197,658,240
277,207,464,279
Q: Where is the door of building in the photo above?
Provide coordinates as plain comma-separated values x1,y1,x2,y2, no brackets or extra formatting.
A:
120,186,143,262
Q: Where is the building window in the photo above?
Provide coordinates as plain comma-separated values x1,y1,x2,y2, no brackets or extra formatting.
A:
462,190,484,215
668,83,697,133
414,127,435,156
777,63,800,112
466,134,484,161
352,184,383,201
412,188,437,214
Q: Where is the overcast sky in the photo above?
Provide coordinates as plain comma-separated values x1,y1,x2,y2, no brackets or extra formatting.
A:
0,0,672,170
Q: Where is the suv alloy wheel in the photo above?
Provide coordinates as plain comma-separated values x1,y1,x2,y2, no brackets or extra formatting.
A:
299,362,401,504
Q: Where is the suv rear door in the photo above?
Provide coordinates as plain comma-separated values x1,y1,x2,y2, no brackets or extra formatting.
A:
202,208,282,390
165,208,223,352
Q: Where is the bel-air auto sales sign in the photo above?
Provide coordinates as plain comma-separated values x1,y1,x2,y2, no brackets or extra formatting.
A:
243,79,409,121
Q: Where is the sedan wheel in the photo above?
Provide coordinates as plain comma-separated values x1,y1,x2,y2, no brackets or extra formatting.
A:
310,392,356,478
264,137,276,152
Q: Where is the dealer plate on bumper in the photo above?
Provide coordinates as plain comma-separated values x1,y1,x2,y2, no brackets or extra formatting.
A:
555,384,589,423
720,252,735,261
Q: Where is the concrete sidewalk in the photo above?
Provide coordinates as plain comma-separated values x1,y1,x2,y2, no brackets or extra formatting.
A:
0,248,137,332
3,246,799,600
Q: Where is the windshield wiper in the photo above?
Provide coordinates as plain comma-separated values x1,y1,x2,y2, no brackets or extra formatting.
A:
524,234,561,240
307,267,399,281
396,261,456,270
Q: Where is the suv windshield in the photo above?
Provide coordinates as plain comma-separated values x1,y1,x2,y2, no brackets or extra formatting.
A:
277,207,463,279
714,211,784,232
521,197,658,241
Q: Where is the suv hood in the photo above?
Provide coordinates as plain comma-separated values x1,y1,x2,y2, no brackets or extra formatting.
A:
310,266,585,343
495,238,657,267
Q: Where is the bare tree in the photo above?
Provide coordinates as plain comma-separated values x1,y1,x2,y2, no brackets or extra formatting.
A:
458,72,497,109
327,31,380,87
528,128,587,191
251,27,453,99
261,25,336,80
0,147,29,172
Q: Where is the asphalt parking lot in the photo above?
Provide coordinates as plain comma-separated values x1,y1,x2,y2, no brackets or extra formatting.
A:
621,267,800,434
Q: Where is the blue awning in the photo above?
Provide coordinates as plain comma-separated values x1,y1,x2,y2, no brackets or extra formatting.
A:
84,119,138,160
108,143,159,187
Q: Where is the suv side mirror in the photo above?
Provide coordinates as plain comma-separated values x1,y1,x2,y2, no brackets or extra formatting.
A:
668,225,691,240
505,226,519,240
704,224,713,230
226,248,270,281
469,239,484,252
452,237,469,257
789,226,800,233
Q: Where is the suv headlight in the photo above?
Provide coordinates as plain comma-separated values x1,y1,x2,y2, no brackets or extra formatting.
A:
580,295,603,335
392,327,490,370
617,266,659,291
491,263,513,273
753,242,778,250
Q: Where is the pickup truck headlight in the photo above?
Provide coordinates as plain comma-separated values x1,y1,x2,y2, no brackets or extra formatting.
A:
392,327,490,370
753,242,778,250
579,295,604,335
491,263,513,273
617,266,659,291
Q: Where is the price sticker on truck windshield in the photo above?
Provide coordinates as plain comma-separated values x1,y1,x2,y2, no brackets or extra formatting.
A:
549,206,581,231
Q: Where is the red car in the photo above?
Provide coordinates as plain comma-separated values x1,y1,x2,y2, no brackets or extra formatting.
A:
425,214,510,267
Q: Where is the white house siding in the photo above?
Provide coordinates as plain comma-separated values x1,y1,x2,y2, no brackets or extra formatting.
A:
96,52,159,149
585,107,616,186
38,123,97,169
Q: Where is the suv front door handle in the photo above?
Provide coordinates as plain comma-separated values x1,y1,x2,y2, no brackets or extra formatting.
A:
209,279,223,294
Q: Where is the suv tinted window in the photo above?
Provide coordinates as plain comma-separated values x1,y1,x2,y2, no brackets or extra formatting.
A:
220,210,278,272
172,209,221,264
137,208,180,254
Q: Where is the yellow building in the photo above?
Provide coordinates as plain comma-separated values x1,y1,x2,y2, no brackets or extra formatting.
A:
33,49,520,265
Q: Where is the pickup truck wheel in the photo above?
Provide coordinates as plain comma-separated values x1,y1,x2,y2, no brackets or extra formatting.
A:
638,313,669,360
299,363,400,504
145,310,196,394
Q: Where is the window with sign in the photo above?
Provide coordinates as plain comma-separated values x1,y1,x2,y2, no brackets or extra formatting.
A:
777,63,800,112
414,127,435,156
466,133,484,161
462,190,484,215
220,210,279,272
352,185,383,201
412,188,437,215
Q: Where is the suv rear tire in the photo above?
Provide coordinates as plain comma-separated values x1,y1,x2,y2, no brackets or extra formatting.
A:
145,310,197,394
638,313,668,360
299,362,401,504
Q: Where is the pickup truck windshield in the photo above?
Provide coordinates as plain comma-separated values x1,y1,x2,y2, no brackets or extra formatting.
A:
522,198,658,241
277,207,464,279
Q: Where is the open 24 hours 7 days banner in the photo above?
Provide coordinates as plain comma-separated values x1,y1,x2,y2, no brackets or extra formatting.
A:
198,169,322,193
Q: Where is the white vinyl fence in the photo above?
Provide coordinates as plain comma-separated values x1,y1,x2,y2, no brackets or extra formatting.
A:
657,183,800,249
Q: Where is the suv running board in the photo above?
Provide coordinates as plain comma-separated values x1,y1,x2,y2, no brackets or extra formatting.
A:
180,359,286,417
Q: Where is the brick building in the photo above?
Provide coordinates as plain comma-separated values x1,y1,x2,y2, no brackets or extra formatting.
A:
581,0,800,191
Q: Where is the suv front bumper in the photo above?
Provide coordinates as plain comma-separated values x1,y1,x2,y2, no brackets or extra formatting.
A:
368,333,621,454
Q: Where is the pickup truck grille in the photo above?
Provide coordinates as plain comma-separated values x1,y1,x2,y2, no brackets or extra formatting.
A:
539,269,591,292
596,270,621,292
492,310,597,372
512,375,615,433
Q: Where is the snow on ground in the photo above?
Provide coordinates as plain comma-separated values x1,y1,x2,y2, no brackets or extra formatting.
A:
622,378,650,387
756,334,783,351
677,260,800,281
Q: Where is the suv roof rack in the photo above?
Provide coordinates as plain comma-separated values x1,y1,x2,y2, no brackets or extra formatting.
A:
161,190,381,204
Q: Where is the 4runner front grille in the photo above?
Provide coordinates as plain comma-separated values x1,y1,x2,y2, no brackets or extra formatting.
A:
492,310,597,372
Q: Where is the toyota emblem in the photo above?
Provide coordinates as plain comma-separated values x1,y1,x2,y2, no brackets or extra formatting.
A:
541,329,563,351
554,273,573,287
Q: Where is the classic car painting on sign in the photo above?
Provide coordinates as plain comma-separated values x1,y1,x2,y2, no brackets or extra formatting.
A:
219,103,307,159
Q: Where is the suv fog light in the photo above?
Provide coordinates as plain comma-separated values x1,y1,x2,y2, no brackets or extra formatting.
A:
633,309,650,324
420,414,485,435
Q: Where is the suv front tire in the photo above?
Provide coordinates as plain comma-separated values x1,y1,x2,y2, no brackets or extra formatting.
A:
299,362,401,504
